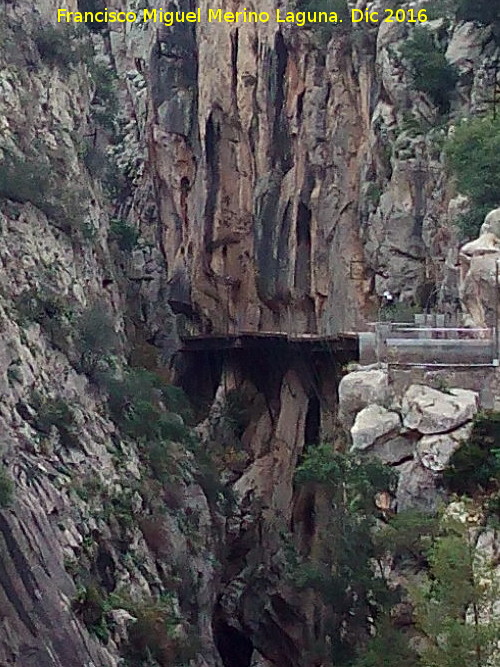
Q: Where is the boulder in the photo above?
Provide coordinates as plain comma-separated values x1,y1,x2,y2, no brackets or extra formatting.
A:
446,22,486,71
416,423,473,472
338,369,390,428
395,459,442,513
459,207,500,327
350,405,400,451
460,232,500,259
402,385,478,434
370,435,416,466
480,207,500,238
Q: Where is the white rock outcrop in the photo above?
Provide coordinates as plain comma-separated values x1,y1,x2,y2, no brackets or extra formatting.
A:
350,404,400,451
459,207,500,328
416,423,473,472
338,368,390,428
402,385,478,434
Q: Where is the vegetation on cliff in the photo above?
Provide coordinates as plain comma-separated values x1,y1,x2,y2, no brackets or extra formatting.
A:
400,28,458,114
445,115,500,237
290,443,500,666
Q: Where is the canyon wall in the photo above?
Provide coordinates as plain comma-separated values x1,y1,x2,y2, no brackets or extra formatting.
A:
0,0,499,665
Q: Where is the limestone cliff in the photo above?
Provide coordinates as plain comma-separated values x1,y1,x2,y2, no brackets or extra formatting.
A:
0,0,500,666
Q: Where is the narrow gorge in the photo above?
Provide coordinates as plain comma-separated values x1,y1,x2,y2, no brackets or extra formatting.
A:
0,0,500,665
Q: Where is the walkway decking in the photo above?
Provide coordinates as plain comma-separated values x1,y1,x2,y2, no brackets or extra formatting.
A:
179,320,499,368
179,331,359,356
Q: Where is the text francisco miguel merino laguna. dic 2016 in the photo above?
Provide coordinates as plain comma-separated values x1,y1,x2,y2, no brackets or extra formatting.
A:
57,7,430,26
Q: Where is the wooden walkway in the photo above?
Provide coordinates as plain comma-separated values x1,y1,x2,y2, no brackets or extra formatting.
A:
179,331,359,355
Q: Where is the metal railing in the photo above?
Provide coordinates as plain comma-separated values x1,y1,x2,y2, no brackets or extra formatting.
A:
360,319,497,367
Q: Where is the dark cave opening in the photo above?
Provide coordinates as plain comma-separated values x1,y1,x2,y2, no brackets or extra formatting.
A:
295,202,312,294
176,350,223,419
304,393,320,448
214,619,254,667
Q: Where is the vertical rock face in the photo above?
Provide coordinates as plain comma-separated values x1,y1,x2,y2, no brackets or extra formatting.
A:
146,7,376,334
122,0,498,335
459,207,500,328
0,0,500,665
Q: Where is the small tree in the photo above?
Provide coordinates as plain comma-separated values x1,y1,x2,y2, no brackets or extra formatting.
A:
443,411,500,496
109,218,139,252
292,446,398,663
33,24,82,71
76,304,118,375
411,517,500,667
400,28,458,114
445,115,500,237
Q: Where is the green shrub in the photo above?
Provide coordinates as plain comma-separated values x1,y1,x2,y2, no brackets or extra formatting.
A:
453,205,491,240
81,141,123,196
33,24,82,71
443,411,500,495
292,447,398,662
296,444,396,510
76,304,118,375
30,394,80,449
400,27,458,113
411,518,500,667
445,114,500,238
105,368,191,441
0,464,13,508
104,368,193,484
0,153,52,206
160,384,194,426
15,288,73,350
190,439,236,510
90,63,119,131
221,389,252,438
109,218,139,252
352,619,419,667
366,182,382,208
374,509,439,567
72,584,111,642
379,301,418,323
123,596,199,666
0,152,88,235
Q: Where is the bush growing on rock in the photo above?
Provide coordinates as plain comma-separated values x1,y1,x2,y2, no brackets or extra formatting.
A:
291,445,398,662
445,114,500,238
123,596,197,665
411,517,500,667
356,512,500,667
105,369,189,441
0,153,51,206
33,24,83,71
15,287,73,351
76,304,118,375
72,584,111,642
89,62,119,131
293,0,350,43
102,367,199,487
443,411,500,496
0,151,89,236
109,218,139,252
0,464,13,508
400,27,458,114
30,393,80,449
